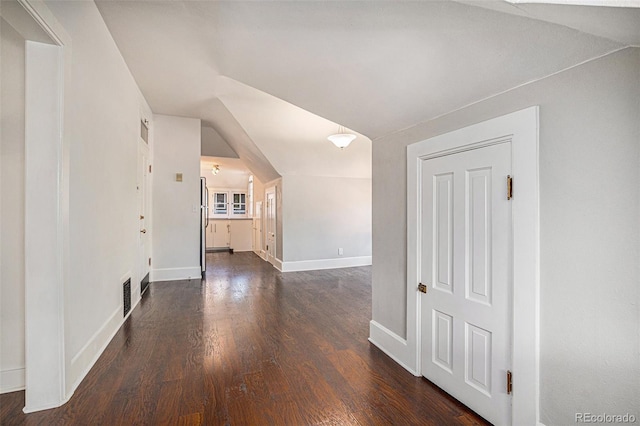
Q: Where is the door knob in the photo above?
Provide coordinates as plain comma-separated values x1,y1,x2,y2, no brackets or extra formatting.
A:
140,229,147,233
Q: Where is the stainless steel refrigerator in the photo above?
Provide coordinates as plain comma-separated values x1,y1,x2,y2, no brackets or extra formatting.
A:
200,177,209,278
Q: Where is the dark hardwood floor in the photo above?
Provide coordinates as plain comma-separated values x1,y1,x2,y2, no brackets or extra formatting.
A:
1,252,489,425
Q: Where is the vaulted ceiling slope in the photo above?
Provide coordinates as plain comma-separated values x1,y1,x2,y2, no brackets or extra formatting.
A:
94,0,634,177
461,1,640,46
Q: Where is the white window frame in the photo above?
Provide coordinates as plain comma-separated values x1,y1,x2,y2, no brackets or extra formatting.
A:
210,188,249,218
212,191,228,217
231,192,247,216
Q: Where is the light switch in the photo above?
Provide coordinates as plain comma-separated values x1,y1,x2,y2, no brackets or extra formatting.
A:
176,173,183,182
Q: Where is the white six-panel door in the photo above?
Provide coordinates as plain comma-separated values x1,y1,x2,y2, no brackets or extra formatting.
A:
420,142,512,425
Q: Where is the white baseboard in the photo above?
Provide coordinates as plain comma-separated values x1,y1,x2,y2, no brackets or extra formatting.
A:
253,249,267,261
272,257,284,272
67,294,141,401
368,320,419,376
23,394,73,414
280,256,372,272
0,368,25,394
150,266,201,282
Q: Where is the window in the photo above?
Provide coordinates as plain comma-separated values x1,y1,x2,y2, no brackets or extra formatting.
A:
213,192,228,215
232,192,246,215
210,190,248,218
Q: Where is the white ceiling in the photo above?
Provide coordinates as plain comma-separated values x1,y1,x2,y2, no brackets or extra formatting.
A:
463,1,640,46
200,156,252,189
94,0,638,178
217,77,370,179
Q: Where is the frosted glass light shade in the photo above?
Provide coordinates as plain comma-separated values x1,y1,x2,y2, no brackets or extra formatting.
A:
328,133,356,149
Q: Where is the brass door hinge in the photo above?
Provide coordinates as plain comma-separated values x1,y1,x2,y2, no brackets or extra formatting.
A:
507,370,513,394
507,175,513,200
148,257,151,266
149,165,152,173
418,283,427,294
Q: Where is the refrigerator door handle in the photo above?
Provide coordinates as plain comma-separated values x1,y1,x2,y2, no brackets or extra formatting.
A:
205,187,210,227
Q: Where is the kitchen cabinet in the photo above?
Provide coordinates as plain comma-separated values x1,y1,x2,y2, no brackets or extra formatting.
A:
206,219,252,251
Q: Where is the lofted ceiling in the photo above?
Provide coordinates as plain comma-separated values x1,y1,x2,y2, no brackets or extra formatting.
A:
462,0,640,46
93,0,638,179
200,156,253,189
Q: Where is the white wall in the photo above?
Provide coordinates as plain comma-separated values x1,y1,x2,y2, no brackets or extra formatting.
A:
281,175,372,271
371,47,640,425
152,115,201,281
41,0,153,397
201,126,237,158
0,17,26,393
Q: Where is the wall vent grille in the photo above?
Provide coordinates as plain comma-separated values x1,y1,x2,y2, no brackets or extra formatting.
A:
141,272,150,297
123,278,131,317
140,119,149,143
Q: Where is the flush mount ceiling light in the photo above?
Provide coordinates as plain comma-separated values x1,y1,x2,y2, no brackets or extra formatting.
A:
328,125,356,149
212,165,220,175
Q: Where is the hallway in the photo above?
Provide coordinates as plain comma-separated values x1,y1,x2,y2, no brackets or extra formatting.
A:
1,252,488,425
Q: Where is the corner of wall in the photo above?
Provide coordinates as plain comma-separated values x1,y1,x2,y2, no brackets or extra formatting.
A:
368,320,418,376
0,369,25,394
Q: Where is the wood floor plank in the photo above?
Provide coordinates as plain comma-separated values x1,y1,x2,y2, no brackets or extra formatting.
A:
1,252,490,425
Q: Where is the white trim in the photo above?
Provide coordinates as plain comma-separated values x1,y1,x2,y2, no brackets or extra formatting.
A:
68,307,119,385
0,368,26,394
67,291,140,396
25,295,141,414
265,186,277,266
24,39,66,414
11,0,72,414
254,249,268,261
280,256,372,272
404,107,540,426
15,0,69,46
150,267,202,282
22,395,72,414
368,321,419,376
272,257,284,272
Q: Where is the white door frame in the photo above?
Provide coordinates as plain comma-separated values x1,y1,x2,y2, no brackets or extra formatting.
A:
407,107,539,425
265,187,276,266
137,137,151,295
253,200,264,258
3,0,73,413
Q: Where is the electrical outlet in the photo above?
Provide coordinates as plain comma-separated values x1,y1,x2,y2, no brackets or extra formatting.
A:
338,248,344,256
